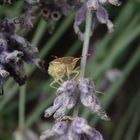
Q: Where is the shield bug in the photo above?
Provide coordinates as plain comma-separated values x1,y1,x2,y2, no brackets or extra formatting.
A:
48,56,80,88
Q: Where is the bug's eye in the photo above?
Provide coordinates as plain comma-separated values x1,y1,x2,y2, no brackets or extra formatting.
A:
51,11,61,21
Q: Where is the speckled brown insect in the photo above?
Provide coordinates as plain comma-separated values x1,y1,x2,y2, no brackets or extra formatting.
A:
48,56,80,88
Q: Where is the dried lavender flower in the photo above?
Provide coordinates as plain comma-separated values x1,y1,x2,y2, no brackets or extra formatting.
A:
108,0,121,6
40,116,104,140
44,81,79,119
96,5,114,33
0,18,44,95
44,79,109,120
100,69,121,92
74,0,121,39
78,78,110,121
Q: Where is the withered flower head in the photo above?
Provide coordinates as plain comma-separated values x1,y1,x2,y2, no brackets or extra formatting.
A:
74,0,121,40
0,18,44,95
44,79,109,121
40,116,104,140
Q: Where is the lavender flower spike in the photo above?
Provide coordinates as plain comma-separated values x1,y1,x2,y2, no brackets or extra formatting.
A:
40,116,104,140
79,78,110,121
44,80,79,119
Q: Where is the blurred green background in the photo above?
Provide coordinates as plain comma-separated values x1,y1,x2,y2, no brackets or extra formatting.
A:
0,0,140,140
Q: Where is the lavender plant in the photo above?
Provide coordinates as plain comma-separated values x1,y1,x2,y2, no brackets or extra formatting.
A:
39,0,120,140
0,0,121,139
0,17,44,95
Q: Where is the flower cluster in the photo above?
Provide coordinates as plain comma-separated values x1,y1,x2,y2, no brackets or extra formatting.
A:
20,0,71,31
44,78,110,121
9,0,120,34
40,116,103,140
74,0,121,40
0,18,44,95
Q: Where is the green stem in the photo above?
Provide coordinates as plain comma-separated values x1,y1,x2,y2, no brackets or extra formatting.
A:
80,10,92,78
74,10,92,117
19,85,26,129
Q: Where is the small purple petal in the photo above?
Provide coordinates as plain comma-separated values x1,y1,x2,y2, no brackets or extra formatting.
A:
53,106,67,119
96,6,108,24
53,94,64,110
87,0,100,11
44,106,56,118
108,0,121,6
52,121,69,135
75,4,86,26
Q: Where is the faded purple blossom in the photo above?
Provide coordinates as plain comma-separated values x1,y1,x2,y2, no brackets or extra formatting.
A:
74,0,121,40
44,80,79,119
79,78,110,121
100,69,122,92
2,0,120,34
44,79,109,121
40,116,104,140
20,0,70,31
0,18,44,95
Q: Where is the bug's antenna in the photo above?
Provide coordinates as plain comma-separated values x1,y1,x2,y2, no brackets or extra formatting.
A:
51,55,58,59
95,90,105,95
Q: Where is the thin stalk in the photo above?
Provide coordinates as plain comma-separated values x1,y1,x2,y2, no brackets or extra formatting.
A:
80,10,92,78
74,10,92,117
19,85,26,129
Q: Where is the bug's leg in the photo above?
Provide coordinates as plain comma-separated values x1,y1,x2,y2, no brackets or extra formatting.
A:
50,79,59,89
54,70,64,84
73,71,80,80
70,69,80,80
66,66,70,80
56,79,63,85
95,90,105,95
72,66,80,80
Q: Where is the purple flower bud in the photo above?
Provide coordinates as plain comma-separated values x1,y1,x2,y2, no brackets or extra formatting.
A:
0,64,9,95
106,20,114,33
44,106,56,118
53,94,64,110
96,5,114,33
21,14,33,30
44,94,64,118
98,0,107,4
53,106,67,119
10,34,27,48
62,81,79,109
79,79,110,121
52,121,69,135
96,6,108,24
0,65,9,78
58,134,68,140
59,3,71,16
0,34,7,52
75,4,86,26
108,0,121,6
87,0,100,11
7,60,27,85
106,69,121,82
71,117,90,134
0,50,22,65
83,129,104,140
40,116,104,140
5,50,23,64
0,18,15,33
74,4,86,40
